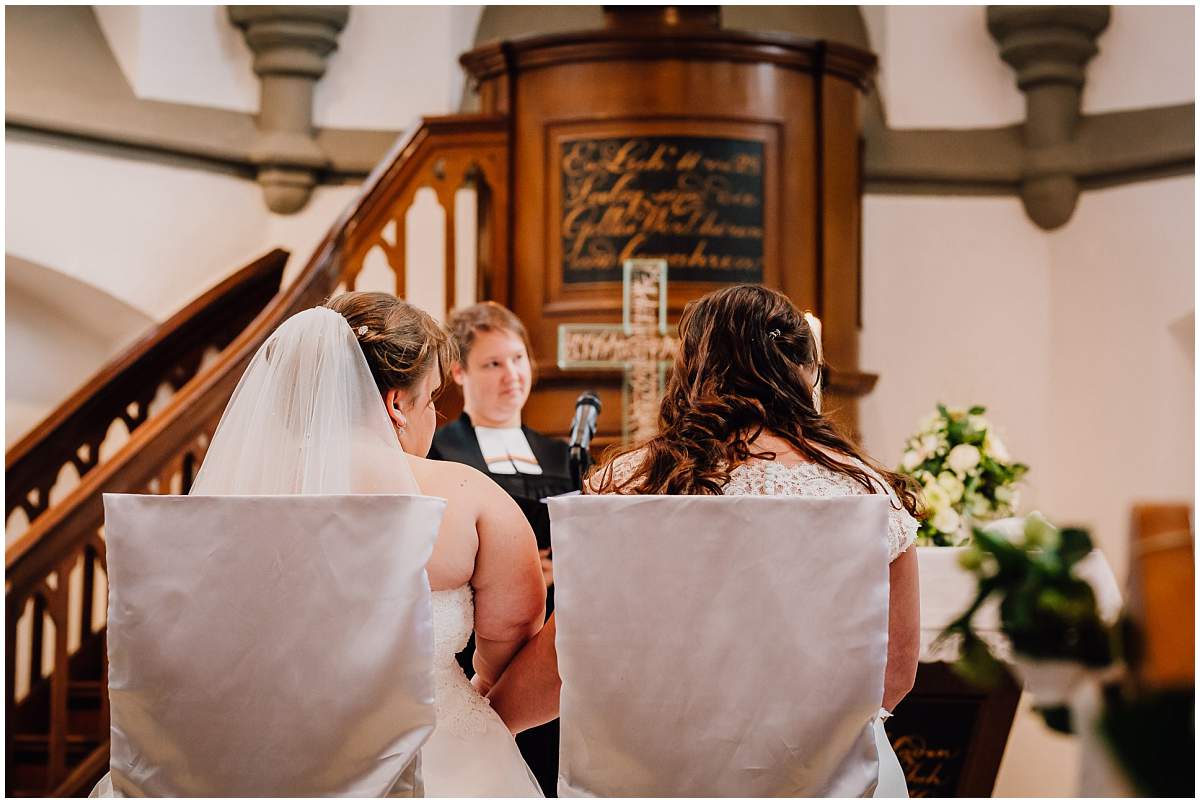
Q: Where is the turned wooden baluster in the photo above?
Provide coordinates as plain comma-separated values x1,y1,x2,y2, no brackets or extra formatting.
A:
46,557,72,788
6,594,19,782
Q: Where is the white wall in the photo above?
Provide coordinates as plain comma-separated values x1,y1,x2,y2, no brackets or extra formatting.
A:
94,5,482,130
1085,4,1195,113
316,5,482,129
874,5,1196,129
874,6,1024,129
1044,175,1195,581
95,6,258,113
5,138,269,321
858,195,1054,514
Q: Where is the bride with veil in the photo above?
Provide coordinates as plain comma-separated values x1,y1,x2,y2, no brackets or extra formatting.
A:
93,292,546,797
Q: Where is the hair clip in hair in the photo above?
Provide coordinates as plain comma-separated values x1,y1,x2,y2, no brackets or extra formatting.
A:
356,325,368,336
767,328,781,340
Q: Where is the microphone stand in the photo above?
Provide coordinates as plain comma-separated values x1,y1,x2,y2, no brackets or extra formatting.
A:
567,391,601,492
569,444,591,492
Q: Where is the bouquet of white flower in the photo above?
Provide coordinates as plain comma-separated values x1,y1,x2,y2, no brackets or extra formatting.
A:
898,404,1028,546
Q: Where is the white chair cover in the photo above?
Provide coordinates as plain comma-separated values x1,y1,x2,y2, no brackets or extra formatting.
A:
548,494,892,797
102,493,444,796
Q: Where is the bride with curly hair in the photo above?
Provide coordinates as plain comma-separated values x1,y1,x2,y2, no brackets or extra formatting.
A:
488,283,922,796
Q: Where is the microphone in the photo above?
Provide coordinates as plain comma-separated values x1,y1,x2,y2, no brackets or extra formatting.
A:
568,391,602,452
567,391,602,491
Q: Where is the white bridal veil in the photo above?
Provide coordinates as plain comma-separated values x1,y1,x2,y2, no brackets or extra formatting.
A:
191,306,420,496
98,306,436,796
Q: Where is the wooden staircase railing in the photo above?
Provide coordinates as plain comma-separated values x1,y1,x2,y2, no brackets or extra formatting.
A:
4,113,510,796
5,249,289,539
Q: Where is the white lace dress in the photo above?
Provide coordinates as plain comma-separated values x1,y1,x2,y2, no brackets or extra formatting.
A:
724,458,916,798
421,584,543,797
724,458,917,562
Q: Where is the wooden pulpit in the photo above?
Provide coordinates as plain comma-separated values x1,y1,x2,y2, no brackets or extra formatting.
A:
458,5,877,444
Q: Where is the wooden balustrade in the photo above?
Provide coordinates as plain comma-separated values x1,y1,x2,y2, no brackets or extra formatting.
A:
5,250,288,540
4,113,510,796
339,115,509,309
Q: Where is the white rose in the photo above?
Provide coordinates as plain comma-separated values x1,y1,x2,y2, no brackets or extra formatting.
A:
994,486,1014,504
947,443,981,476
931,506,961,534
999,488,1020,513
1022,511,1060,549
901,449,922,471
966,415,987,435
970,494,993,518
923,482,950,512
984,431,1011,463
981,516,1026,543
937,471,965,503
920,434,942,456
918,412,942,432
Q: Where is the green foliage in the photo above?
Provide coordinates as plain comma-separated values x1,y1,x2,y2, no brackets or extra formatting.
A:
898,404,1029,546
937,515,1116,686
943,515,1194,793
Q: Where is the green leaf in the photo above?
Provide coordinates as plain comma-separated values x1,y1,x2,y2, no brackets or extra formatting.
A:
1059,528,1093,566
969,405,987,415
949,633,1007,689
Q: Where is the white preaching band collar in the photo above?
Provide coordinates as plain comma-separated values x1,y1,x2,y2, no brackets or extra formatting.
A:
474,425,543,475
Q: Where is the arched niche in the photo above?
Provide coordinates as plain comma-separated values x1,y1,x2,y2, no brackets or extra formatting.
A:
6,255,153,446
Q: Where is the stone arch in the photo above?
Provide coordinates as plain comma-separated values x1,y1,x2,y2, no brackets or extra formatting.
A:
6,254,153,446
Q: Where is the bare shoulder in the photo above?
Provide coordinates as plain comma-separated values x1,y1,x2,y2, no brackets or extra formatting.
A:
409,455,491,496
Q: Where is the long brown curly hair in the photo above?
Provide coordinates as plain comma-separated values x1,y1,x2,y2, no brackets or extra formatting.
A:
589,284,920,516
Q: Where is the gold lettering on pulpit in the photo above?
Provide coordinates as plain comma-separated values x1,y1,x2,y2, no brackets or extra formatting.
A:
560,136,765,284
892,735,961,797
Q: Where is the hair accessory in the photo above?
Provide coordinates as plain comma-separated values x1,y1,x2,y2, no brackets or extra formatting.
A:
356,325,369,336
767,328,781,340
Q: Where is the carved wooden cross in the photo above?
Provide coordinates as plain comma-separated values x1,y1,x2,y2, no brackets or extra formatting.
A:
557,259,679,442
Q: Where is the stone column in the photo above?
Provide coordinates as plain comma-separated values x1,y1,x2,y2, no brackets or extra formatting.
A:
229,6,349,214
987,6,1110,229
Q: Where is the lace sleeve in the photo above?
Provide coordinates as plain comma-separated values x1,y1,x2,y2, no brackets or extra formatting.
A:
854,459,918,562
586,450,644,494
888,505,918,562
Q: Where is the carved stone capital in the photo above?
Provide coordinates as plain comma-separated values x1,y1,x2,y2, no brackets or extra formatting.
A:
229,6,349,213
988,6,1110,92
229,6,348,78
987,6,1110,229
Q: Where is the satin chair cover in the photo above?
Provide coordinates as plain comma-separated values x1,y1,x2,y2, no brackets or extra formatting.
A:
548,494,892,797
102,493,445,796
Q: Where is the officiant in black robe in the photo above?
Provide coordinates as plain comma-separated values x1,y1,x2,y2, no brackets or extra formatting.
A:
430,413,572,556
428,302,572,796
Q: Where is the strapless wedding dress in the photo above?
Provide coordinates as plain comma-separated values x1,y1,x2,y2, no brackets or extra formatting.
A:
422,584,543,797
